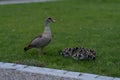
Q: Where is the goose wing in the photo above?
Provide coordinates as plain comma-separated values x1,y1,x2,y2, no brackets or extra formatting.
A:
28,34,51,48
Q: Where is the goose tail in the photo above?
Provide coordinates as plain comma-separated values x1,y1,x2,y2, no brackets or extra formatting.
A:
24,45,31,52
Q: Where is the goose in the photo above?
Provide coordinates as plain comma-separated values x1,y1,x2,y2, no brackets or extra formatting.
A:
24,17,55,54
60,47,96,60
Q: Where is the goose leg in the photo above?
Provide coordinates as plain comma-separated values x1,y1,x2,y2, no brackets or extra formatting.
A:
38,48,43,55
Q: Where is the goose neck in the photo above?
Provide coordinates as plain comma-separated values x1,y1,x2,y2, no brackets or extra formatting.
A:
45,21,49,27
44,21,51,34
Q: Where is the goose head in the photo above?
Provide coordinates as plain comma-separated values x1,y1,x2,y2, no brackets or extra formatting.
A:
46,17,55,23
60,48,72,57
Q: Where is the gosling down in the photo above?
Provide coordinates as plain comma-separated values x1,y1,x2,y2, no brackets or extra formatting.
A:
24,17,55,54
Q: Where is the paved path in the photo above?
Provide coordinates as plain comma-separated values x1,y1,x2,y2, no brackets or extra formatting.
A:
0,0,54,5
0,62,120,80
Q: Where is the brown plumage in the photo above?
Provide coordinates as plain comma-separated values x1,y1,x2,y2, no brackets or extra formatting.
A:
24,17,55,54
60,47,96,60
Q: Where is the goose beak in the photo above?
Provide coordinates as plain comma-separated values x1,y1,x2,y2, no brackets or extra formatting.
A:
52,19,55,22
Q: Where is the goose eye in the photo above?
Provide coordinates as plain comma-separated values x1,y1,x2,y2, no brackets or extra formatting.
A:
48,17,52,19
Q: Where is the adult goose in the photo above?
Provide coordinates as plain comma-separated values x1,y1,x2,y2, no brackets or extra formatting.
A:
24,17,55,54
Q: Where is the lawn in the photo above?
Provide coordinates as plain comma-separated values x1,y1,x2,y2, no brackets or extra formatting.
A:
0,0,120,77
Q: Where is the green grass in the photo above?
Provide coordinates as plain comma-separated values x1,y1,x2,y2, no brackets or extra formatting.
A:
0,0,120,77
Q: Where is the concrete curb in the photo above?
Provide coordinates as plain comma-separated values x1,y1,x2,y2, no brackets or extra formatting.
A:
0,62,120,80
0,0,54,5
